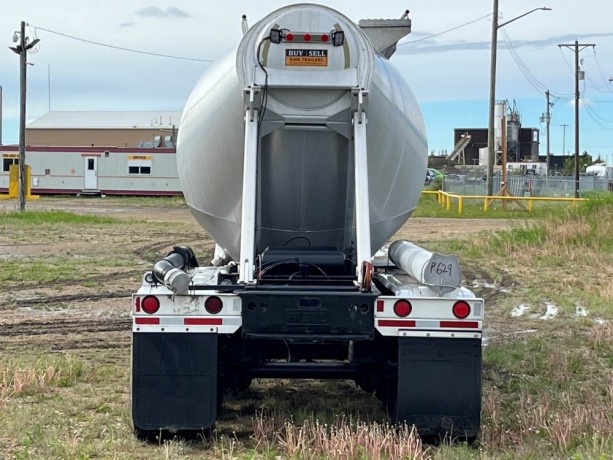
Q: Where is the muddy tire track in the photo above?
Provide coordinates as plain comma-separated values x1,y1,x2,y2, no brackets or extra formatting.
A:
0,291,133,309
0,316,131,351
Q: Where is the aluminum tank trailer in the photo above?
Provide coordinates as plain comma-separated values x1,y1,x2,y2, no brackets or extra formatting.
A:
131,4,483,441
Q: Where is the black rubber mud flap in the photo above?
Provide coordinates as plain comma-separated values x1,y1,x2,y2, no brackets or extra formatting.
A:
131,333,218,433
392,337,481,440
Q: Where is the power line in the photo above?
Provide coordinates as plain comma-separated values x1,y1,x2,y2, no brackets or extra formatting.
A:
584,103,613,128
588,48,613,93
399,13,491,45
30,24,213,62
499,29,573,98
500,29,547,94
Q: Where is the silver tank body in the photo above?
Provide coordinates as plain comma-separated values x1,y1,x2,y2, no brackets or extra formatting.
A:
178,4,427,261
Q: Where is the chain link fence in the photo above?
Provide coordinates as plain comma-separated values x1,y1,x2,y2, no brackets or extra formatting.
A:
441,173,613,197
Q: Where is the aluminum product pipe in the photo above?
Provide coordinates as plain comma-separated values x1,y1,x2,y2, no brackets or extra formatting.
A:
388,240,462,294
152,246,198,294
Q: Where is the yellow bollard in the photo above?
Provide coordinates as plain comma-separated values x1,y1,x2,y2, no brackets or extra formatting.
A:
458,196,463,214
7,164,18,197
3,164,39,199
528,199,533,212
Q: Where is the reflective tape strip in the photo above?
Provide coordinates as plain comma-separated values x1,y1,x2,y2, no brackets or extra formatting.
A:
134,317,159,325
440,320,480,329
378,319,416,328
184,317,222,326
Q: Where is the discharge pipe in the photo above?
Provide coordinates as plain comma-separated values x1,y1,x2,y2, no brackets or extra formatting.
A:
152,246,199,294
388,240,462,294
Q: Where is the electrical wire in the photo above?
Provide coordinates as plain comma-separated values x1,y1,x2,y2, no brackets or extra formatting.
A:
584,49,613,94
30,23,213,62
500,29,573,98
255,36,270,127
398,13,492,45
558,46,575,75
584,104,613,129
500,29,546,94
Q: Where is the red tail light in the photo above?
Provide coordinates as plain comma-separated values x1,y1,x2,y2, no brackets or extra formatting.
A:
321,33,329,42
303,33,311,41
142,296,160,314
134,296,141,312
285,32,294,41
205,296,223,314
453,301,471,319
393,299,412,317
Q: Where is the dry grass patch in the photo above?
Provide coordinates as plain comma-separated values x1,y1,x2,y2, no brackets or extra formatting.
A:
252,413,426,460
0,354,84,405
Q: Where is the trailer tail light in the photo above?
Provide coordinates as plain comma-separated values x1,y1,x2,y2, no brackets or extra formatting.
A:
276,31,338,44
134,296,141,312
141,296,160,315
393,299,412,317
452,301,471,319
376,299,384,312
205,296,223,314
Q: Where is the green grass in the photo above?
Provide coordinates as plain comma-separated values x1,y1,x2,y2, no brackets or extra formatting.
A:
0,257,137,284
0,209,119,225
426,193,613,317
0,195,612,458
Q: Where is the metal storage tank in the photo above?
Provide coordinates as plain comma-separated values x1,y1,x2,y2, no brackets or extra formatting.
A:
177,4,427,261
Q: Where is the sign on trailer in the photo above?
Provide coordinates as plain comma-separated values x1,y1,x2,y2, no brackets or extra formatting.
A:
285,49,328,66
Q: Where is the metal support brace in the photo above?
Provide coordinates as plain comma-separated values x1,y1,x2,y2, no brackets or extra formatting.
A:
239,105,259,284
353,111,371,285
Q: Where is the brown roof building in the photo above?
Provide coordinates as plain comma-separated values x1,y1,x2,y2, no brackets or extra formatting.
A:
25,111,182,147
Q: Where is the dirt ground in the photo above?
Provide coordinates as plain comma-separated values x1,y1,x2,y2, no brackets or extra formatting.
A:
0,196,510,354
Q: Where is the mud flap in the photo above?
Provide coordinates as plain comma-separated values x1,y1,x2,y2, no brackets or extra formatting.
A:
131,333,218,432
393,337,481,439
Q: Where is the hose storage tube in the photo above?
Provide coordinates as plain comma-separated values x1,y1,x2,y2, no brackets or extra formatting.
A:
388,240,462,294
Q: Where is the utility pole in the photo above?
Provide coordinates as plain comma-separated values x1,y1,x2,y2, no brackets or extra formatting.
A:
9,21,40,211
560,123,569,166
486,0,500,197
539,90,553,175
487,2,551,196
558,40,595,198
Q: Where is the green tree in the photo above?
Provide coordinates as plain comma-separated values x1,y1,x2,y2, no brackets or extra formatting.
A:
562,151,592,174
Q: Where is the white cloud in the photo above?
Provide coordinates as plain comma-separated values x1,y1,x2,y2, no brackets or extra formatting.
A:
135,6,191,19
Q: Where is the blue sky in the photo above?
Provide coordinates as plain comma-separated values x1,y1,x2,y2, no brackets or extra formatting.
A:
1,1,612,164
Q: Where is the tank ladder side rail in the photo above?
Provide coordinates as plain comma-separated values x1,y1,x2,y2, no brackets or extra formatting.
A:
239,87,260,284
353,89,371,287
